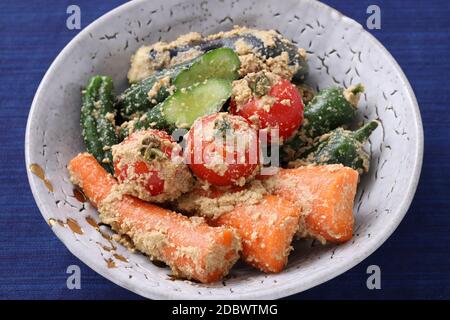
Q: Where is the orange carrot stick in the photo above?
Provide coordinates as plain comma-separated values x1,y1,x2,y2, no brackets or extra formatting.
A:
68,153,117,206
68,153,241,283
268,164,359,243
212,195,301,273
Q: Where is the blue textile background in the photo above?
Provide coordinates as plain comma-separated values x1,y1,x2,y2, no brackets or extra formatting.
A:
0,0,448,300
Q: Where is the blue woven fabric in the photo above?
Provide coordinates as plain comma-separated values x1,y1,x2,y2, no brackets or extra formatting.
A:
0,0,448,299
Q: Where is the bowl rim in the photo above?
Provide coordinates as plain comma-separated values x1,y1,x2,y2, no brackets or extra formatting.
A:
25,0,424,300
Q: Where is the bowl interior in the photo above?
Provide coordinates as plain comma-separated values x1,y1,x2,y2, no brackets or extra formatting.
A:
26,0,422,299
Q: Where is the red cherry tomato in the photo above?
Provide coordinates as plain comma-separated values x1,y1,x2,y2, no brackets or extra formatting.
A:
113,130,174,196
114,161,165,196
185,113,260,186
231,79,304,141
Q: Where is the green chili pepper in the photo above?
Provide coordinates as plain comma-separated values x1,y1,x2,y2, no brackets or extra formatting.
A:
303,84,364,137
81,75,118,173
281,84,365,162
303,120,379,173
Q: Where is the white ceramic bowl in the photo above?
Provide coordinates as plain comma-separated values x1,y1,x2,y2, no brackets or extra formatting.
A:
25,0,423,299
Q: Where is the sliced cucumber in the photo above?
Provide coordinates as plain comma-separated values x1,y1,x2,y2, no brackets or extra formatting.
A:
131,78,232,134
153,33,309,82
117,48,240,120
116,63,191,120
173,48,240,89
165,78,232,127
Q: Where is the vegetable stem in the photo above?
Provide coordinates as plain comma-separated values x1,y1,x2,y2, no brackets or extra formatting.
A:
353,120,379,142
343,83,365,107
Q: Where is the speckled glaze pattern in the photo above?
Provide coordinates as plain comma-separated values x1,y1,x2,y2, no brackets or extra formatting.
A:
25,0,423,299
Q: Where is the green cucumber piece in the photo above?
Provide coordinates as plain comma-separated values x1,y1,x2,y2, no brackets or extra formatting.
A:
173,48,240,89
131,78,232,134
117,48,240,120
156,33,309,82
164,79,232,127
116,66,186,120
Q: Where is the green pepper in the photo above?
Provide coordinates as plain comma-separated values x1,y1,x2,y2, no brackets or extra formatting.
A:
281,84,364,162
81,75,118,173
301,120,379,173
96,76,119,169
303,83,364,137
